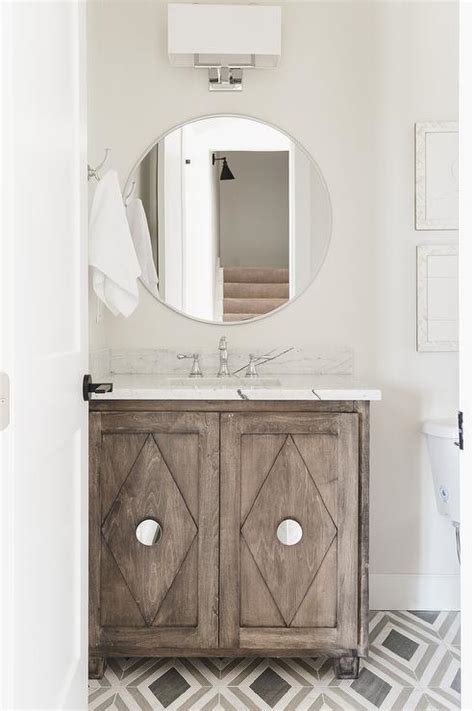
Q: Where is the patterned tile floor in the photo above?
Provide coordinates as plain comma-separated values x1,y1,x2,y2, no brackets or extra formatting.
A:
89,611,460,710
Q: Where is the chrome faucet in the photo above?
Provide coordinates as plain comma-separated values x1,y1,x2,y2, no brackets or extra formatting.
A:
217,336,230,377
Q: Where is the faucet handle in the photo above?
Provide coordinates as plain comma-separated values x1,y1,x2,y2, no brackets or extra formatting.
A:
245,354,259,378
177,352,203,378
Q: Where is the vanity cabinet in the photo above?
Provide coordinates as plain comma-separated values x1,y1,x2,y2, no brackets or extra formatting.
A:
89,401,369,681
220,412,359,653
89,411,219,668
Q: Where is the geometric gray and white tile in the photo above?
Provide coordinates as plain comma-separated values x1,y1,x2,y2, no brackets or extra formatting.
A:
89,611,460,710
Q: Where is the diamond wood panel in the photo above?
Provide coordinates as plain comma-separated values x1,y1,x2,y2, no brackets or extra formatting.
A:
240,539,285,628
102,435,197,626
100,540,145,627
220,411,360,652
100,432,200,630
154,433,199,522
291,537,337,627
100,434,147,522
90,411,219,659
240,434,286,522
153,537,198,627
241,435,337,625
292,434,338,522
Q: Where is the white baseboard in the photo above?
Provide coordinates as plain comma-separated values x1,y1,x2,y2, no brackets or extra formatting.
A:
370,574,460,610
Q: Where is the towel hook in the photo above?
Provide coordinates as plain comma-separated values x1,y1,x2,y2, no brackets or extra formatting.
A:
87,148,110,182
123,180,136,206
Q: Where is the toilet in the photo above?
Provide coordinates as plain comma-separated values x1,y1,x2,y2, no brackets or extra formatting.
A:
422,418,460,526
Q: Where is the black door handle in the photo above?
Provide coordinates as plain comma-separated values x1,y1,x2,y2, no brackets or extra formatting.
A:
83,374,113,402
455,410,464,451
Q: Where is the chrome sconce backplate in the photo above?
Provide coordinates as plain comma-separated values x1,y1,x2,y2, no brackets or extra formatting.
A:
193,54,253,91
208,66,243,91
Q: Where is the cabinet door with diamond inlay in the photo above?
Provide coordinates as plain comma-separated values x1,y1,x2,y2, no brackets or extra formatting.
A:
220,412,359,652
90,412,219,656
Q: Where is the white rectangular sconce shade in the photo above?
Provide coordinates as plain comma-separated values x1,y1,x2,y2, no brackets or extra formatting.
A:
168,4,281,69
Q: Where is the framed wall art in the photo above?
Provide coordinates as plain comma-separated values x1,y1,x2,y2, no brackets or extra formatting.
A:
415,122,459,230
417,244,458,352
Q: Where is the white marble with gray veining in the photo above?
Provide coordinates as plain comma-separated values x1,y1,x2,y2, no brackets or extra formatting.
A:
91,373,381,401
108,347,354,377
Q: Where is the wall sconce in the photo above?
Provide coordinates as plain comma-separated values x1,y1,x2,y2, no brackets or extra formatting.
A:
168,3,282,92
212,153,235,181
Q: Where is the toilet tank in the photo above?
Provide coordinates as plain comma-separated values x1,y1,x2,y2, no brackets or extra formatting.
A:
422,418,460,525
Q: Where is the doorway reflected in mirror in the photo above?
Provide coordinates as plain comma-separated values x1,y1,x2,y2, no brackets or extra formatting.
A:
126,116,332,324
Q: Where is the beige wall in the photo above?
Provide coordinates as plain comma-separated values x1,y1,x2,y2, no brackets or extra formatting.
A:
219,151,289,268
87,1,460,604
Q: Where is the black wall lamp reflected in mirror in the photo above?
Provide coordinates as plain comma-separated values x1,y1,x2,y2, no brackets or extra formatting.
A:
212,153,235,180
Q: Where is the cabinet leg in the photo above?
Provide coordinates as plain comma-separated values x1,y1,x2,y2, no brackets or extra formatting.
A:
334,655,360,679
89,656,107,679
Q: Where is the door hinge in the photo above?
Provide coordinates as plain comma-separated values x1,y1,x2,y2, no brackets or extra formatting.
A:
455,410,464,450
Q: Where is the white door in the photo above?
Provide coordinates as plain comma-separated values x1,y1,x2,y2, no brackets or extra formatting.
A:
0,2,88,709
459,3,473,708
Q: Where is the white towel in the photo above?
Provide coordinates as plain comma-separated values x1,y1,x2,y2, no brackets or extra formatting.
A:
89,170,141,317
126,197,159,298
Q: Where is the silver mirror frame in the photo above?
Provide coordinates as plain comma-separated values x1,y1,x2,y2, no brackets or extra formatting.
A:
124,113,333,326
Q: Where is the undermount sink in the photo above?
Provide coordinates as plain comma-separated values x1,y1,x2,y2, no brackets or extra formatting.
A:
163,377,282,387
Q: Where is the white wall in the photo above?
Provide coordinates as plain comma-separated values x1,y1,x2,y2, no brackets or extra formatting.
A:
87,1,459,607
160,130,185,310
219,151,289,268
370,1,459,607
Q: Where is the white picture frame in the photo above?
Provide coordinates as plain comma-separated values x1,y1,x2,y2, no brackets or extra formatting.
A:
417,244,459,352
415,122,459,230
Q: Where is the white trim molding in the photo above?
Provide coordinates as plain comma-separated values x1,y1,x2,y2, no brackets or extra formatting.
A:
370,574,460,611
415,121,459,230
417,244,459,352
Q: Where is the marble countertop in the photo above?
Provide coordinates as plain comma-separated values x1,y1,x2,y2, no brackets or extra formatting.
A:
91,374,381,401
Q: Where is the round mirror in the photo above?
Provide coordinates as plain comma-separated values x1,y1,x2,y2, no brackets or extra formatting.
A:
277,519,303,546
136,519,162,546
125,116,332,324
